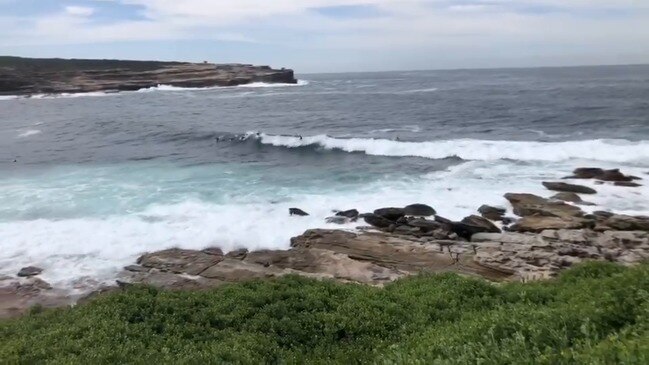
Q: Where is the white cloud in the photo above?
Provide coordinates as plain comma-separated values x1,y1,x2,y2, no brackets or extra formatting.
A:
64,6,95,17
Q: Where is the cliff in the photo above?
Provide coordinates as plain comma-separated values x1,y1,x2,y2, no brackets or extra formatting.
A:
0,56,297,96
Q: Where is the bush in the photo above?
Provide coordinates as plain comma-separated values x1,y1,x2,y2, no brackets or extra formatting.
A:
1,262,648,364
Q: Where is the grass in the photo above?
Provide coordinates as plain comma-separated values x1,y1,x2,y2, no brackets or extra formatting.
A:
1,261,648,364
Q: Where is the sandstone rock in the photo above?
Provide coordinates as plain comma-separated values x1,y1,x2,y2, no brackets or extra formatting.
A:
289,208,309,216
17,266,43,277
543,181,597,194
373,207,406,221
225,248,249,260
602,215,649,231
505,193,584,218
403,204,436,217
511,216,594,233
137,248,224,275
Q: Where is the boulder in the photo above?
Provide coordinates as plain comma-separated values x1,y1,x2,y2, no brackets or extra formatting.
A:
542,182,597,194
567,168,639,182
510,216,594,233
335,209,359,218
17,266,43,278
550,192,596,206
403,204,436,217
289,208,309,216
407,218,443,232
505,193,584,219
614,181,642,187
461,215,502,234
373,207,405,221
478,205,506,221
137,248,224,275
363,213,394,229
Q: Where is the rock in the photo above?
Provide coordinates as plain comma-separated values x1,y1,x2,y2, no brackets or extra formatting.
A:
567,168,639,182
505,193,584,219
373,207,406,221
289,208,309,216
461,215,502,234
17,266,43,277
550,192,596,206
0,56,297,97
137,248,224,275
614,181,642,187
407,218,443,232
478,205,506,220
335,209,359,218
602,215,649,231
225,248,249,260
326,216,350,225
393,225,422,236
403,204,436,217
363,213,395,228
510,216,594,233
542,182,597,194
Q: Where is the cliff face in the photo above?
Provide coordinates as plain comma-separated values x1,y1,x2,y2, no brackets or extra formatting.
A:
0,57,297,96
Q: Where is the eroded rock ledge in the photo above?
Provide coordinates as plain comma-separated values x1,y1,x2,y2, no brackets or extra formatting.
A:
0,56,297,96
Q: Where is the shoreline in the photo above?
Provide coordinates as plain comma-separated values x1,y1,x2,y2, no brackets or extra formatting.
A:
0,56,297,97
2,166,648,319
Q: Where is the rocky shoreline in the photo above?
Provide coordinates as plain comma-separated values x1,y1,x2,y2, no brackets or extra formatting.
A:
2,167,648,319
0,56,297,96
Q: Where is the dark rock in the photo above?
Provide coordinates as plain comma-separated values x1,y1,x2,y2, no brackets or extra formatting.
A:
289,208,309,216
124,265,149,273
542,181,597,194
550,192,596,206
478,205,506,220
363,213,394,228
335,209,359,218
326,216,349,225
225,248,249,260
407,218,443,232
373,207,406,221
403,204,436,217
501,217,517,225
393,225,422,236
461,215,502,234
614,181,642,187
567,167,638,182
202,247,225,256
17,266,43,277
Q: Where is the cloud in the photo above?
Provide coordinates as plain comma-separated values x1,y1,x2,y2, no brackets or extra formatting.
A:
0,0,648,71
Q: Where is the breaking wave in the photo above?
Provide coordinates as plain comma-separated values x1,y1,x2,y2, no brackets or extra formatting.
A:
248,133,649,163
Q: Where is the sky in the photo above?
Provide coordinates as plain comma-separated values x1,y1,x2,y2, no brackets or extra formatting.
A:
0,0,648,73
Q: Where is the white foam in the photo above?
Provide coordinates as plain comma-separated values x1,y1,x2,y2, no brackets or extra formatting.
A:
138,80,309,93
17,129,42,138
0,159,647,290
250,133,649,163
237,80,310,88
0,95,19,101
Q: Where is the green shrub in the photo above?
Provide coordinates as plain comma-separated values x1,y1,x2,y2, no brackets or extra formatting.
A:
1,262,648,364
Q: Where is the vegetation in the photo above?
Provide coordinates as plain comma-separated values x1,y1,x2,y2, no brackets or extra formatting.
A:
1,262,648,364
0,56,182,73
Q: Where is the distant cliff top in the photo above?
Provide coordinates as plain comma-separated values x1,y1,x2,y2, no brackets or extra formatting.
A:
0,56,296,96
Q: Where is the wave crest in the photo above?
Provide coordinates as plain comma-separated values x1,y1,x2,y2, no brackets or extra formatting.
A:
248,133,649,163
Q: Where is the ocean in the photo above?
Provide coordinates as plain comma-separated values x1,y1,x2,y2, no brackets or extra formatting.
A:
1,65,649,289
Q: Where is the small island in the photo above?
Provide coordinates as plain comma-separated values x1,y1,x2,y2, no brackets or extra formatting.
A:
0,56,297,96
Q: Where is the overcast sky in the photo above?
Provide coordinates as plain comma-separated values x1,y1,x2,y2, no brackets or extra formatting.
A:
1,0,648,73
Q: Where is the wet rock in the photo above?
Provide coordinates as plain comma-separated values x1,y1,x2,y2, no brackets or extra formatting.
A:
124,265,149,273
137,248,224,275
542,181,597,194
510,216,594,233
363,213,394,229
567,168,639,182
614,181,643,187
407,218,443,232
505,193,584,219
461,215,501,234
373,207,406,221
326,216,350,225
289,208,309,216
202,247,225,256
17,266,43,278
393,225,422,236
335,209,359,218
550,192,596,206
403,204,436,217
478,205,506,221
225,248,249,260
